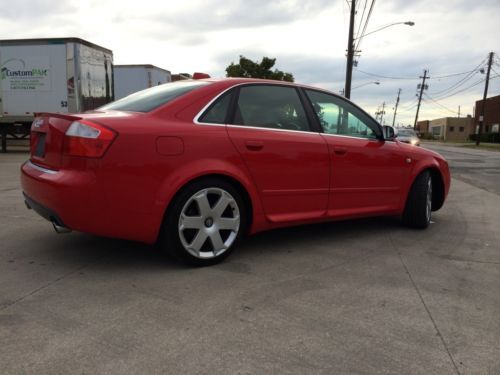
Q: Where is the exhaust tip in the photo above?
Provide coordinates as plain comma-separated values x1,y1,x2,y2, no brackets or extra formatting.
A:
52,221,72,234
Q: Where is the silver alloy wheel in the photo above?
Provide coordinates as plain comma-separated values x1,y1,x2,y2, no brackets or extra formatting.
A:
425,178,432,223
178,187,240,259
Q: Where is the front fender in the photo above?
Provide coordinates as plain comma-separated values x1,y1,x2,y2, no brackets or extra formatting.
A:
400,155,449,211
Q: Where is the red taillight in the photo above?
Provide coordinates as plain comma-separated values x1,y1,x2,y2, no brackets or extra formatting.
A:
64,120,116,158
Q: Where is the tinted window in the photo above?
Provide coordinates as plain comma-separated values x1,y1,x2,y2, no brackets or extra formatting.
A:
198,92,232,124
233,85,310,131
99,81,210,112
305,89,379,139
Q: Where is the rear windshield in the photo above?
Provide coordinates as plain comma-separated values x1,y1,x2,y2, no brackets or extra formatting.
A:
99,81,210,112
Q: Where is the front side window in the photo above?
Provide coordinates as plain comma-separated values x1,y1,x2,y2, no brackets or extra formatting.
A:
232,85,310,132
305,89,379,139
99,81,210,112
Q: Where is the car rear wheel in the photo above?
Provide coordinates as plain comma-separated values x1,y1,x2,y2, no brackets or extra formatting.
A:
162,178,246,266
402,171,432,229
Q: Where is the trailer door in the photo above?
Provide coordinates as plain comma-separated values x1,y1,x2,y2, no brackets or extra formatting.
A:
0,43,68,117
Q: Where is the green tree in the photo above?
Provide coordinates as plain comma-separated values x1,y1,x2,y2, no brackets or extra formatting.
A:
225,56,294,82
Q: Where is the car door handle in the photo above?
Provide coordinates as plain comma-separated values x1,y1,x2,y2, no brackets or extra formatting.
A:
245,140,264,151
334,147,347,155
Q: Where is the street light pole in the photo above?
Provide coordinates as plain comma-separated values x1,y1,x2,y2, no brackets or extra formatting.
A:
344,13,414,100
344,0,356,99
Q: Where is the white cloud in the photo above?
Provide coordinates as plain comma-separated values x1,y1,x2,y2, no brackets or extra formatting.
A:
0,0,498,124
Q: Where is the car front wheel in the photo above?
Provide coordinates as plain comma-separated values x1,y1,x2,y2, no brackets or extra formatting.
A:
162,178,246,266
402,171,432,229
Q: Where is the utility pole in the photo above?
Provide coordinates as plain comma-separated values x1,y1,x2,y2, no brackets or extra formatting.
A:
376,102,386,124
413,69,429,130
344,0,356,99
379,102,386,125
392,88,402,127
476,52,494,146
458,105,461,118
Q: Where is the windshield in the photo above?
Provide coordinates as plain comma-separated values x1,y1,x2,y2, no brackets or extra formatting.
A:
99,81,210,112
398,129,417,137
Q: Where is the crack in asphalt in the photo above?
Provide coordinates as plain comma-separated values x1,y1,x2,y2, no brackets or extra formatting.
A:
0,256,106,312
389,235,461,375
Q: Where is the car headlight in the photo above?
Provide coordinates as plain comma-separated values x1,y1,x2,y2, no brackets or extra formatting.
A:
410,139,418,145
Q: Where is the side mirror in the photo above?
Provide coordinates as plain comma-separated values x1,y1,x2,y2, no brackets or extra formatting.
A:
382,125,398,141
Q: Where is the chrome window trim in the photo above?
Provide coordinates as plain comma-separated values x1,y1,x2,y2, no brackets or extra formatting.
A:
27,161,59,174
226,124,317,135
193,83,243,126
193,82,314,134
320,133,381,142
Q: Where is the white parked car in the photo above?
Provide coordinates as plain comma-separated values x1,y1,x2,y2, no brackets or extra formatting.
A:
397,128,420,146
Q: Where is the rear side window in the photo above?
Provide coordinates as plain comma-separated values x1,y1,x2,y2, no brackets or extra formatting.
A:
198,92,233,124
99,81,210,112
232,85,310,132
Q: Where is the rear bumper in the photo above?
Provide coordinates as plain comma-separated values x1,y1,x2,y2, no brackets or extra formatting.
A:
20,161,159,243
23,192,66,228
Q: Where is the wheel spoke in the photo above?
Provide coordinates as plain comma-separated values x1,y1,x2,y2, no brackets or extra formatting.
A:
209,231,225,253
194,192,212,217
218,217,239,231
189,230,208,252
212,193,232,217
179,214,204,230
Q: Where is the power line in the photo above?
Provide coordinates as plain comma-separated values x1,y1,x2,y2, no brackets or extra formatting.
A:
430,75,499,101
354,68,418,80
355,0,368,41
354,0,376,53
421,100,459,117
400,98,419,111
430,70,476,79
423,93,458,115
428,56,488,98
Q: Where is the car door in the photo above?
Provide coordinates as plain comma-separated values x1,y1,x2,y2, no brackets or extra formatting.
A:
221,84,330,223
304,89,411,216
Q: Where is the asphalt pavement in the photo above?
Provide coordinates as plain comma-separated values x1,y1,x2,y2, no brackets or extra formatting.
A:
422,142,500,195
1,150,499,374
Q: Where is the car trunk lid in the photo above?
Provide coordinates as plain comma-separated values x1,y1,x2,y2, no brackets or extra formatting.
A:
30,113,82,170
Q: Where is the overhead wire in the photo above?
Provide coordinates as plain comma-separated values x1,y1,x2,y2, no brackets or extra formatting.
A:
354,0,376,53
430,75,499,101
430,70,477,79
355,0,368,41
428,56,488,98
423,93,458,115
354,68,418,80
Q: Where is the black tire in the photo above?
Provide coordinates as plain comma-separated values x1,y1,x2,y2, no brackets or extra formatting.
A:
161,178,247,266
402,171,433,229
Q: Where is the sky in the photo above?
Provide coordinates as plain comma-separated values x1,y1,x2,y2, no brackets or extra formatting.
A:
1,0,499,125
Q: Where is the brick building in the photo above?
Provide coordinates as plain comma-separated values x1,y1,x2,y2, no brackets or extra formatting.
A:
416,120,430,135
475,94,500,134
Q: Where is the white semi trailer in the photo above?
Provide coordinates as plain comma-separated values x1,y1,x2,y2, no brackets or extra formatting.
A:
0,38,113,152
114,64,171,99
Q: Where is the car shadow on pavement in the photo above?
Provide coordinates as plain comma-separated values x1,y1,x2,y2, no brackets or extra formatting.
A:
34,215,403,271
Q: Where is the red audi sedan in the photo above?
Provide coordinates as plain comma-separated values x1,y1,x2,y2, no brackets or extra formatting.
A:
21,78,450,266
